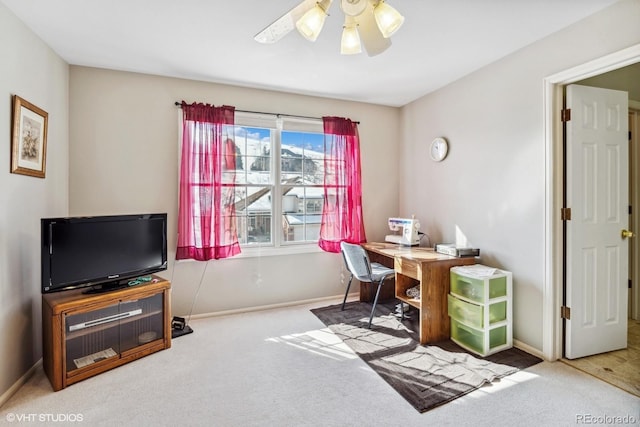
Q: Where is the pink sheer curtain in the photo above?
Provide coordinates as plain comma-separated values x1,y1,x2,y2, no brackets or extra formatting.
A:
318,116,367,253
176,102,241,260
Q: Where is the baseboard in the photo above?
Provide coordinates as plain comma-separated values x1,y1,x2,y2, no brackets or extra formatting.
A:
183,293,354,320
179,295,548,362
0,359,42,409
513,339,545,360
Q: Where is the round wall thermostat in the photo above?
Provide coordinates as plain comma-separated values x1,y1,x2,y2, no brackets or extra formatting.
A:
429,137,449,162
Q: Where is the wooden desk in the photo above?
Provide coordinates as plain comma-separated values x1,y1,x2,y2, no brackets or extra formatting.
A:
362,242,476,344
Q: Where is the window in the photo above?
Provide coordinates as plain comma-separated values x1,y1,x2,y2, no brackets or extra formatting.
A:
178,106,364,260
231,113,325,248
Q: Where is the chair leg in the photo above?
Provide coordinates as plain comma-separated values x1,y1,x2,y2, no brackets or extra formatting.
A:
341,275,354,311
368,279,384,328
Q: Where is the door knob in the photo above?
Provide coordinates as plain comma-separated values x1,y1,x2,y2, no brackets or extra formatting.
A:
621,229,635,239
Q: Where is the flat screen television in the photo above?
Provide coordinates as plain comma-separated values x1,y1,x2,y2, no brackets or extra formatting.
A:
41,213,168,294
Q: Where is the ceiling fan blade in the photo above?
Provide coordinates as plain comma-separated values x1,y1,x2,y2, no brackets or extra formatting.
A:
254,0,317,44
357,4,391,56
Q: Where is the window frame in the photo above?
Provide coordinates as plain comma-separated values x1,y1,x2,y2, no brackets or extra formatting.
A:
231,112,325,257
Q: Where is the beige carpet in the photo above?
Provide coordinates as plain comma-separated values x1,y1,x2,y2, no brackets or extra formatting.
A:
1,298,638,426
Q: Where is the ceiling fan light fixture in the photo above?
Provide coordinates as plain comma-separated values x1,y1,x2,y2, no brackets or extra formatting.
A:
296,2,329,42
340,25,362,54
373,1,405,38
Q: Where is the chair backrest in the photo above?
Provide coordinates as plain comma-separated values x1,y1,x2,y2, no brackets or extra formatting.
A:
340,242,372,282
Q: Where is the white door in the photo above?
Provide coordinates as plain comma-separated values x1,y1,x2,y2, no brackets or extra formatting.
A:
565,84,630,359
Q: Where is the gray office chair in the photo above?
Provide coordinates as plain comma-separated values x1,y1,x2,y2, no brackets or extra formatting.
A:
340,241,397,328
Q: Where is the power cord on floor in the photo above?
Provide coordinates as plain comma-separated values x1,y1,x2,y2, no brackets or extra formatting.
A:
170,257,209,339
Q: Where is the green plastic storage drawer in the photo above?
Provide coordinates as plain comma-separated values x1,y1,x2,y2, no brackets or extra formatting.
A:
450,269,508,303
450,318,508,356
448,294,507,328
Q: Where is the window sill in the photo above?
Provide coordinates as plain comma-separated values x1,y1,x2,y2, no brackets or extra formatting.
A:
236,244,324,258
174,244,325,262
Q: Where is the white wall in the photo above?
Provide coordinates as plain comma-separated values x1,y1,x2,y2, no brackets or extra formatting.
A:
399,0,640,351
578,62,640,98
68,67,400,317
3,0,636,403
0,4,68,400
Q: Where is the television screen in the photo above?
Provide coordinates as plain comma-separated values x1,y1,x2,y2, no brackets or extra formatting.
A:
41,213,168,293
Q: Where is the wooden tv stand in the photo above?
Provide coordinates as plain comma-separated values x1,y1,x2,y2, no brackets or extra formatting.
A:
42,276,171,391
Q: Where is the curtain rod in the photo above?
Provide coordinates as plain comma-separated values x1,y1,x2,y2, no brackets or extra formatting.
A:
173,102,359,124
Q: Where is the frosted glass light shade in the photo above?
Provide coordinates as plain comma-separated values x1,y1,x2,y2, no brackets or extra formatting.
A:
341,26,362,54
374,1,405,38
296,4,328,42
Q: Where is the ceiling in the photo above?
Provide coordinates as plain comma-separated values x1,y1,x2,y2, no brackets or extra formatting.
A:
1,0,620,107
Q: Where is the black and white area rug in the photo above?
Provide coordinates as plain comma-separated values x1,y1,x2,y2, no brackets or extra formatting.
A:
311,301,542,413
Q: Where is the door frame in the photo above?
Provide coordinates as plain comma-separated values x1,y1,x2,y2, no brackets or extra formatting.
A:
630,106,640,320
542,43,640,361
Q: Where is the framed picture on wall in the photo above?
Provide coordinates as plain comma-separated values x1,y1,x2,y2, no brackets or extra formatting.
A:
11,95,48,178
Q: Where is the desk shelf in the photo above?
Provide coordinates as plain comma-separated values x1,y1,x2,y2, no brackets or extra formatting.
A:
394,270,421,310
396,295,421,310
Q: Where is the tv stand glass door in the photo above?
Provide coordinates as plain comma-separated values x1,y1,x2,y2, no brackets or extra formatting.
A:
64,292,164,374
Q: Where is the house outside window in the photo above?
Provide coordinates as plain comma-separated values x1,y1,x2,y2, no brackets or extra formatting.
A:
231,112,325,248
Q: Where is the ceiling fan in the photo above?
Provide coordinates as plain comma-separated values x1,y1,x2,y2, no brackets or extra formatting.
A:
254,0,405,56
